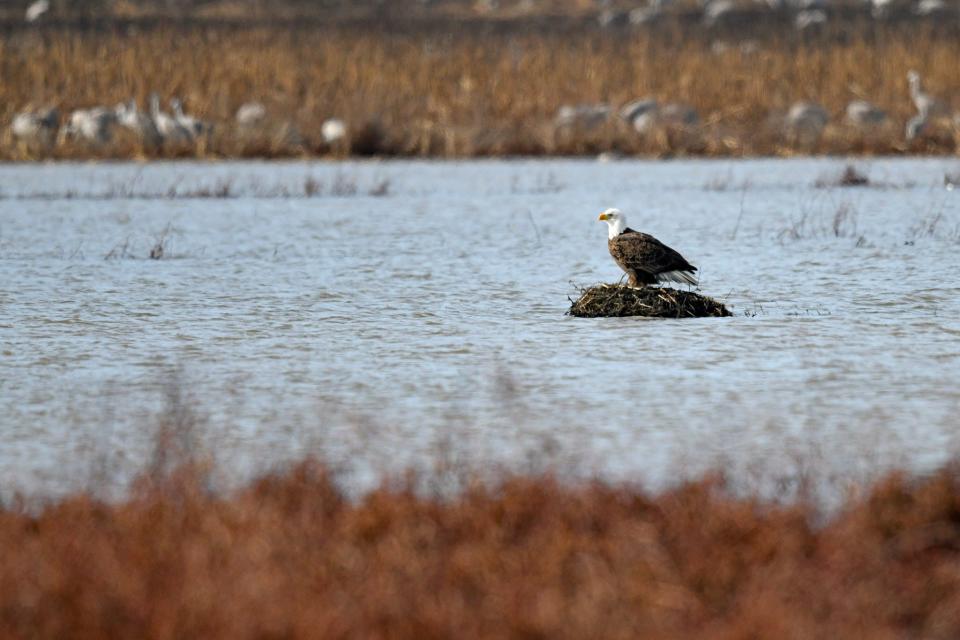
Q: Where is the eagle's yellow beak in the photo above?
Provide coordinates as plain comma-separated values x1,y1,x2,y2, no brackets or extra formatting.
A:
598,212,608,221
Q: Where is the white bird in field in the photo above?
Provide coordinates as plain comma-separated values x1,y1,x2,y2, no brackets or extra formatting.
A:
321,118,347,144
914,0,951,17
703,0,738,26
795,9,827,31
786,101,829,140
150,94,191,144
171,98,212,138
60,107,118,144
907,70,947,119
619,98,660,134
115,99,162,146
905,113,928,142
25,0,49,22
870,0,897,19
236,102,267,127
845,100,887,127
554,104,611,130
10,107,58,146
619,98,699,134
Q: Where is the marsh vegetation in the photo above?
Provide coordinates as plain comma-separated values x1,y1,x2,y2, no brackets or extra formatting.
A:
4,23,960,159
3,406,960,639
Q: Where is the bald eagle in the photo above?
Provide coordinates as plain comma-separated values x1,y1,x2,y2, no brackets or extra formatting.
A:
598,208,698,287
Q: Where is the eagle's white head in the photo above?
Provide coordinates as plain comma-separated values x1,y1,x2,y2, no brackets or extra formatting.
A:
598,207,627,239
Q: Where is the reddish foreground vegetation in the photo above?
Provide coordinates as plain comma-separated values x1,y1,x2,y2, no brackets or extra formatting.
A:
2,463,960,638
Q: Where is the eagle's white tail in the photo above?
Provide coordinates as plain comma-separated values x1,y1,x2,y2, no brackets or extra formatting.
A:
658,270,699,286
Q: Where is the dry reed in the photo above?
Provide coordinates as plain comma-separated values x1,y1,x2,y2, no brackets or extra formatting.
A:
3,23,960,159
3,458,960,638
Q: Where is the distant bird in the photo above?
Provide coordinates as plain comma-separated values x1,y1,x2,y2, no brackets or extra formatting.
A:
554,104,611,130
907,70,947,119
914,0,952,17
619,98,660,134
598,208,698,288
845,100,887,127
170,98,211,138
703,0,763,26
619,98,698,134
659,103,699,126
10,107,58,146
870,0,898,18
321,118,348,144
150,94,191,144
795,9,827,31
703,0,737,26
786,101,829,140
235,102,267,127
628,6,662,25
25,0,49,22
906,113,928,141
60,107,118,144
115,99,162,146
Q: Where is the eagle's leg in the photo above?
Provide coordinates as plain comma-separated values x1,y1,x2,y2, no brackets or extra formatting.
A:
627,271,646,289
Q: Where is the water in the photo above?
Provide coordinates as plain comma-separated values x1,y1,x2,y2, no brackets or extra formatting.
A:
3,157,960,500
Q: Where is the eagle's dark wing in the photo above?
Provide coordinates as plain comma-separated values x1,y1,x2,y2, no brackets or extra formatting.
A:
609,230,697,283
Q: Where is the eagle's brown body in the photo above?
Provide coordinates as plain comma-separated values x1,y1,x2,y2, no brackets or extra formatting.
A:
608,228,698,287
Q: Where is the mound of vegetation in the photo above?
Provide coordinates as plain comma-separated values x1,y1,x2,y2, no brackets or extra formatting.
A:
569,284,730,318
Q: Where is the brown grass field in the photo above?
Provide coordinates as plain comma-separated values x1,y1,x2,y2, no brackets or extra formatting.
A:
3,22,960,159
3,457,960,638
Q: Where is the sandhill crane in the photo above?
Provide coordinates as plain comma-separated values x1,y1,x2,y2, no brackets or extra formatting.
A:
150,94,191,144
619,98,698,134
914,0,952,17
870,0,900,19
659,103,699,126
906,113,928,141
619,98,659,134
628,6,662,25
795,9,827,31
907,70,947,118
703,0,737,26
236,102,267,127
25,0,49,22
321,118,348,144
170,98,212,138
786,101,829,141
554,104,611,130
115,99,162,147
11,107,58,147
60,107,118,144
703,0,765,27
845,100,887,127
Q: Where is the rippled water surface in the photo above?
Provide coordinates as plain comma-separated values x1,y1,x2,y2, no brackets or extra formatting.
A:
3,158,960,498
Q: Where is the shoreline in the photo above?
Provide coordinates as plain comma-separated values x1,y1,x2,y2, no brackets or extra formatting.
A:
2,150,960,163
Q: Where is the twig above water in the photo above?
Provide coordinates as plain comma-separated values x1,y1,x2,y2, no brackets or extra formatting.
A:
525,209,542,247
